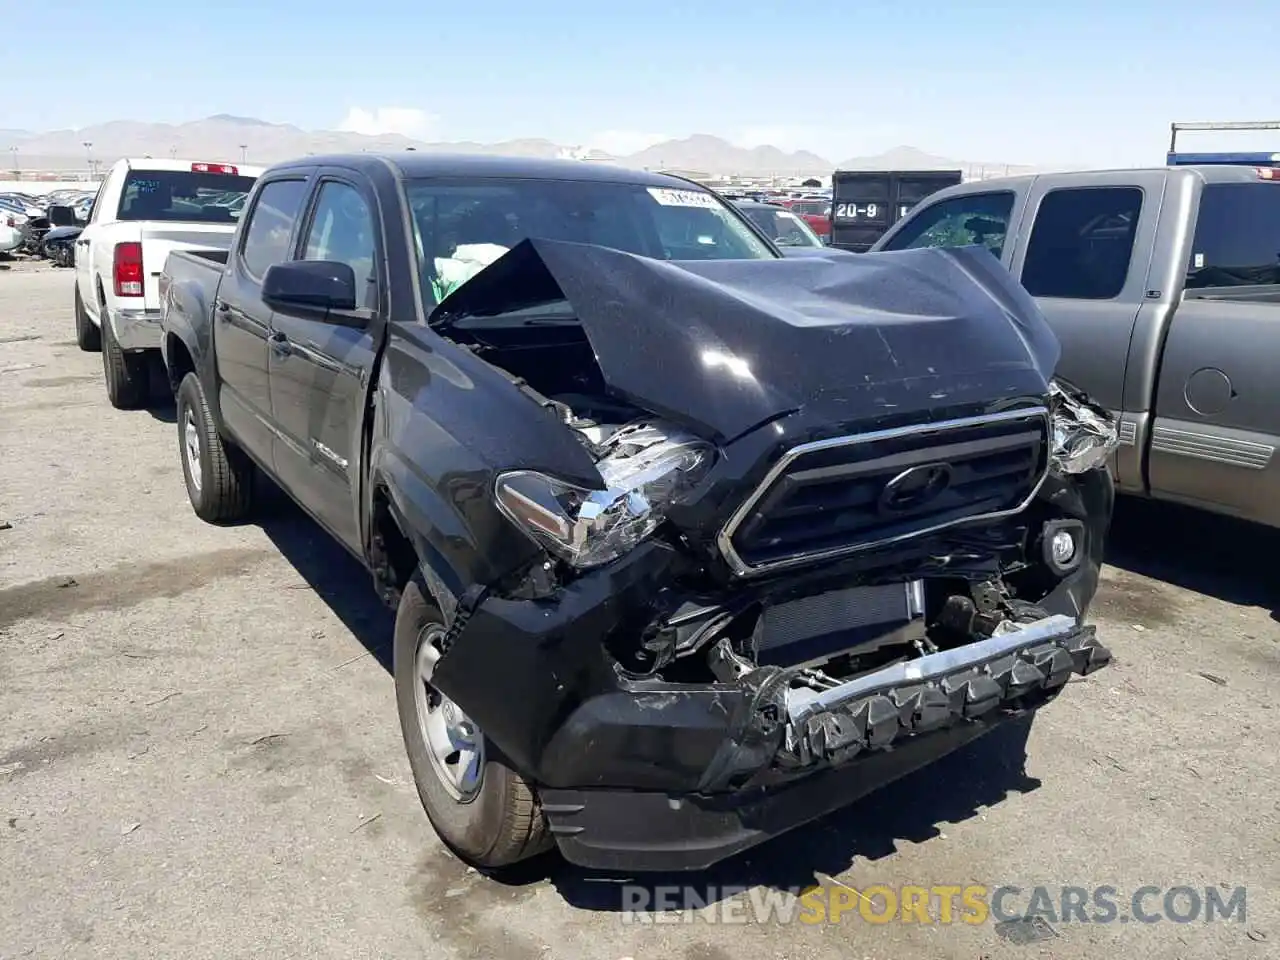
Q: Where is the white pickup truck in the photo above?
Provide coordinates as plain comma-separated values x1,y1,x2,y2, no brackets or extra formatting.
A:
73,157,263,408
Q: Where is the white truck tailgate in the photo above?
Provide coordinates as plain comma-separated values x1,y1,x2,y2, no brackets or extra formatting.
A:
139,223,238,312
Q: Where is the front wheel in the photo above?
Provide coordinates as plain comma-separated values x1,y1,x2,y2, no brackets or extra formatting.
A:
393,578,551,869
175,372,254,523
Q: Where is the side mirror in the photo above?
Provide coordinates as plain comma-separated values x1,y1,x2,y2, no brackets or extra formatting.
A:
262,260,358,314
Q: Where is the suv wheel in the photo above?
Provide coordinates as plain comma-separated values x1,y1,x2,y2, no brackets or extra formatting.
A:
394,578,551,869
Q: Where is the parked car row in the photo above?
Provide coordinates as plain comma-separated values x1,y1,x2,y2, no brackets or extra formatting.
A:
0,187,96,257
69,150,1120,874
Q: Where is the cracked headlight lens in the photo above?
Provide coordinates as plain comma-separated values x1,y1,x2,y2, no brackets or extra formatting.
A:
495,424,714,569
1049,378,1119,474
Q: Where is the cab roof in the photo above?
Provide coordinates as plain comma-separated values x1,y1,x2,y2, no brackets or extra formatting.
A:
270,151,703,188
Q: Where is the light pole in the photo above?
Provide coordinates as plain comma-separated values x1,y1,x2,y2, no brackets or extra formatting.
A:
239,144,248,164
8,146,17,176
83,141,94,178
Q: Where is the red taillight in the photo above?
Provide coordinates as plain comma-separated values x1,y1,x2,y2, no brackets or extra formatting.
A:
113,242,144,297
1256,167,1279,180
191,162,238,175
4,216,13,228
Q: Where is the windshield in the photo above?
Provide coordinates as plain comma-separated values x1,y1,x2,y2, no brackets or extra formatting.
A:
405,178,777,306
742,205,825,248
116,169,257,224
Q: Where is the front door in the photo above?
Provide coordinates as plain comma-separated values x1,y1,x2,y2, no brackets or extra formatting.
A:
75,181,106,316
267,176,382,554
213,175,312,466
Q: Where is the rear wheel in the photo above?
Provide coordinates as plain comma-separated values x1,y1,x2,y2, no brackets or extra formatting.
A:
74,286,100,352
394,578,551,869
175,372,254,523
100,303,151,409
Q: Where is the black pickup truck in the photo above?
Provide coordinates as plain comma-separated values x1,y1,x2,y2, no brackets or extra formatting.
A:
159,153,1116,873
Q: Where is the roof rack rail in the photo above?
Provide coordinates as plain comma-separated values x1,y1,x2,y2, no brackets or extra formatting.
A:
1168,120,1280,166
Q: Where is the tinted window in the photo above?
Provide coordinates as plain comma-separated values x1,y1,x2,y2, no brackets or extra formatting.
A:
302,181,378,309
116,169,257,223
405,178,776,306
240,179,309,279
881,191,1014,258
1020,187,1142,300
1186,183,1280,289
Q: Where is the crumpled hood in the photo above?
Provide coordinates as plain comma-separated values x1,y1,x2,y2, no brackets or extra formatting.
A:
428,238,1060,443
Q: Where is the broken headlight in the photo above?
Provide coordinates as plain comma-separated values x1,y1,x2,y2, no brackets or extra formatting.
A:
1049,378,1119,474
494,422,715,569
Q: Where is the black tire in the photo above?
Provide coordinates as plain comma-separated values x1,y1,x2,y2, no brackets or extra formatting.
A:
175,372,254,523
74,286,100,352
393,578,551,869
100,304,151,409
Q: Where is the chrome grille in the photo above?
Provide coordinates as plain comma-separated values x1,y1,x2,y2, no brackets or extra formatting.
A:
718,407,1051,576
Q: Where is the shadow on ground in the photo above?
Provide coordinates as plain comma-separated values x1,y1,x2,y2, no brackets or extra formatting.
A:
256,478,394,671
1105,496,1280,619
144,368,178,424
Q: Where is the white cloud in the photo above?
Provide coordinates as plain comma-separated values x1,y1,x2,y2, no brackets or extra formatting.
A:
586,130,671,157
339,106,439,140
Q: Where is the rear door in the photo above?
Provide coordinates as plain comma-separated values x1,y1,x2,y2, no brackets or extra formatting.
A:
214,174,313,466
1146,177,1280,526
1006,173,1165,489
267,173,383,553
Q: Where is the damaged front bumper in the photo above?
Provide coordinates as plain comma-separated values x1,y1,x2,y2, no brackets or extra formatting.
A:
429,544,1112,872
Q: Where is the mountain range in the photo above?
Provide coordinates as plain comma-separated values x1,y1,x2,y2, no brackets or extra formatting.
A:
1,115,1044,178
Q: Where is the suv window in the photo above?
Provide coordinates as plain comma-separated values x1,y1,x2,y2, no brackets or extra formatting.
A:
880,192,1015,259
1020,186,1143,300
240,179,309,279
302,181,378,309
1186,182,1280,289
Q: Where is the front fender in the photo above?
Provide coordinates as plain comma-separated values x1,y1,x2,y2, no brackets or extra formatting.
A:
365,327,607,608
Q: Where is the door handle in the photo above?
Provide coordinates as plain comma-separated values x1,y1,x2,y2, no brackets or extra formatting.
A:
216,300,231,314
268,331,292,356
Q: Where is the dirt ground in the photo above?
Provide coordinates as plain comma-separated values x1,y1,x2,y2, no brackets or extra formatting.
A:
1,259,1277,959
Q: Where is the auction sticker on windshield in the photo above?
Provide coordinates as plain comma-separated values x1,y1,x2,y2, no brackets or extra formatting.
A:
647,187,721,208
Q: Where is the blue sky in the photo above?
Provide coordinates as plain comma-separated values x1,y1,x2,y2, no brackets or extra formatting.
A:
4,0,1277,166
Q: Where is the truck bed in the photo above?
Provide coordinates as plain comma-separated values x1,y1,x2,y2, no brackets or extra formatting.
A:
175,248,231,266
159,248,229,331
